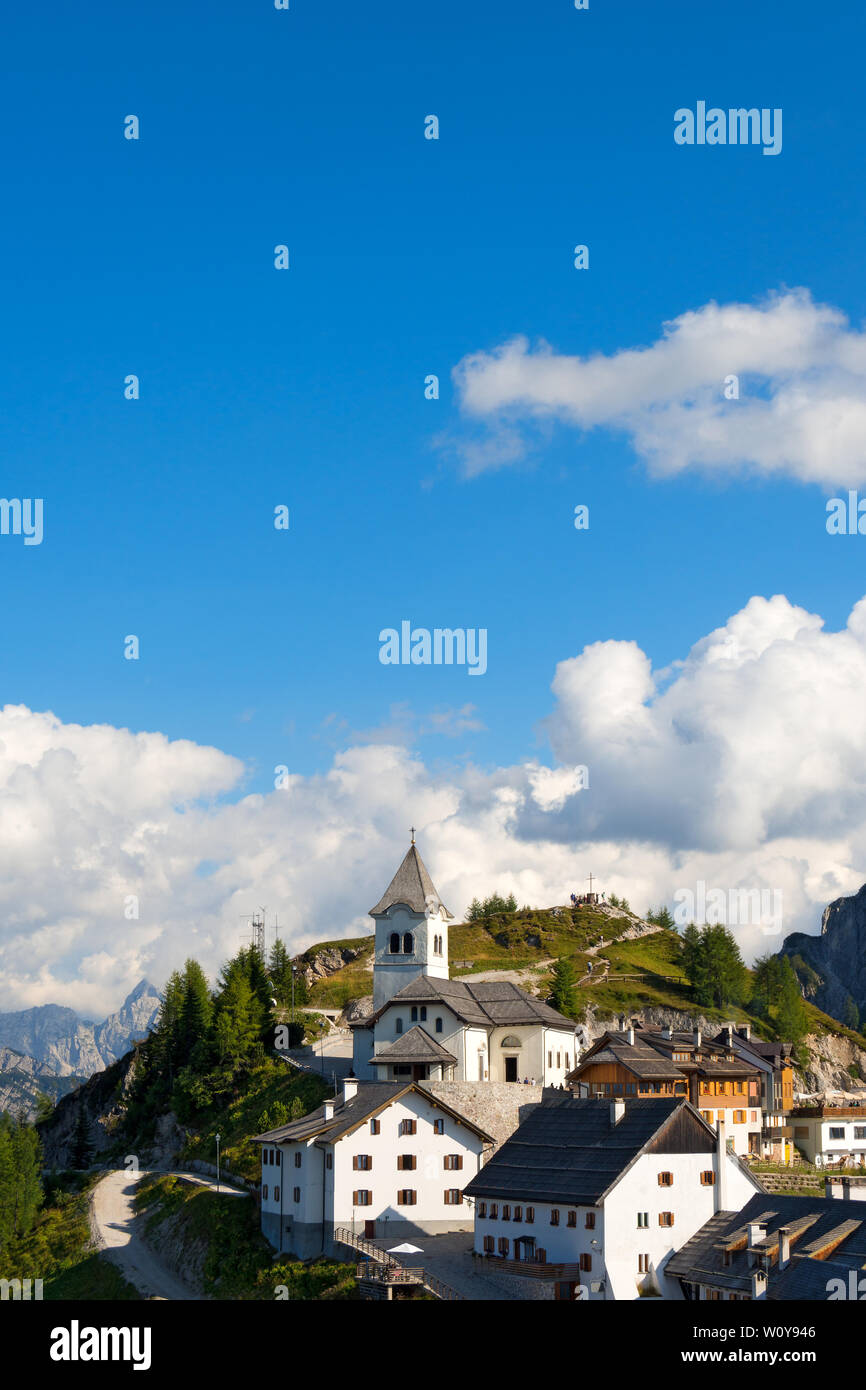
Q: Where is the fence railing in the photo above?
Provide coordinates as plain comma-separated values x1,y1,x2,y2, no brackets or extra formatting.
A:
335,1227,465,1301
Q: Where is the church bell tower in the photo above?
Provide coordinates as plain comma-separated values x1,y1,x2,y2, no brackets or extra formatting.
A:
369,832,452,1009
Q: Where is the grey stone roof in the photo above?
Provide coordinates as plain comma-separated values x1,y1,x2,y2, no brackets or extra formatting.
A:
370,1025,458,1066
369,843,452,918
666,1193,866,1299
252,1079,492,1144
357,973,578,1032
569,1034,686,1081
463,1097,687,1206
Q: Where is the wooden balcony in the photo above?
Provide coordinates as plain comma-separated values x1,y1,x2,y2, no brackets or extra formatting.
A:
472,1252,584,1281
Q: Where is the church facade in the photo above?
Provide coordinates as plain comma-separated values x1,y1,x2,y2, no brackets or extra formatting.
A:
351,841,580,1087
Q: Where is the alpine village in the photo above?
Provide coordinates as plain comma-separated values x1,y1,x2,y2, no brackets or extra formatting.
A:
5,836,866,1304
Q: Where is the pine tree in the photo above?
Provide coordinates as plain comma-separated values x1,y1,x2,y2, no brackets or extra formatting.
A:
180,959,213,1061
776,957,809,1045
70,1108,94,1170
751,954,786,1017
550,957,578,1018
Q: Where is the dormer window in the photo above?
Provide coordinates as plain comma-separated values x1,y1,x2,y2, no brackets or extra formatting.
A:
389,932,400,955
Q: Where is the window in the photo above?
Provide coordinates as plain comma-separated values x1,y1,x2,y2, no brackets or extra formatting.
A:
525,1207,534,1223
502,1204,510,1221
420,1007,427,1021
395,1017,403,1034
435,1017,443,1034
536,1248,547,1265
637,1212,649,1228
389,932,400,954
855,1127,866,1139
734,1110,746,1125
550,1209,560,1226
565,1055,570,1071
638,1254,650,1273
397,1189,417,1206
483,1235,494,1253
293,1187,300,1203
273,1187,280,1202
403,933,413,954
370,1118,380,1136
567,1211,577,1228
750,1111,758,1123
445,1189,463,1206
444,1154,464,1171
294,1152,302,1169
498,1237,509,1256
513,1206,522,1222
548,1051,553,1068
829,1126,846,1140
658,1172,673,1186
353,1154,372,1171
411,1006,418,1022
326,1153,333,1170
585,1212,595,1229
263,1185,268,1200
490,1203,498,1219
478,1201,487,1218
433,1118,445,1135
397,1154,417,1170
580,1253,592,1272
700,1171,715,1186
353,1190,372,1206
400,1118,417,1136
659,1212,674,1227
556,1052,561,1068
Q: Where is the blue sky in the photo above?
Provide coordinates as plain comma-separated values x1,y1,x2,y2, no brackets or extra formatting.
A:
8,2,866,1014
0,0,862,788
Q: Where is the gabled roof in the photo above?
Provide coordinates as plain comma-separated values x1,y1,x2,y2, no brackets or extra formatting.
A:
369,1025,458,1066
369,843,452,918
569,1032,686,1082
355,973,577,1032
252,1079,493,1145
666,1193,866,1299
463,1097,710,1206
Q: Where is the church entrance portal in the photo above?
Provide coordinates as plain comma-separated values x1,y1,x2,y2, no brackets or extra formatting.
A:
505,1056,519,1083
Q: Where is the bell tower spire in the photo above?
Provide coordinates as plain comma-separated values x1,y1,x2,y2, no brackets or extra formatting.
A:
368,837,452,1008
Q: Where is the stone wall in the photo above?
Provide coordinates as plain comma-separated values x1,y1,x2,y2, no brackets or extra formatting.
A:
423,1080,554,1149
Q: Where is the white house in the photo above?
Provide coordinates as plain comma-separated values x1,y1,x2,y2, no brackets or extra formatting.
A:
463,1096,763,1300
791,1105,866,1166
351,840,579,1086
254,1077,493,1259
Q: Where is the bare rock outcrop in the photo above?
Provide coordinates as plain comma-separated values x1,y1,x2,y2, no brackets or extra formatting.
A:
781,884,866,1025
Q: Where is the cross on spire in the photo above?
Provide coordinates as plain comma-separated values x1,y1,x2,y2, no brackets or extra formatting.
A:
410,825,416,845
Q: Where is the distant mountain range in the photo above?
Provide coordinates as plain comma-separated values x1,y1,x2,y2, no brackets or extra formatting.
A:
0,979,161,1117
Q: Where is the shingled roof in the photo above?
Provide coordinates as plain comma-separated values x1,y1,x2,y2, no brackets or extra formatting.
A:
252,1079,492,1144
369,1024,458,1066
368,842,452,918
666,1193,866,1299
355,973,577,1032
463,1097,700,1206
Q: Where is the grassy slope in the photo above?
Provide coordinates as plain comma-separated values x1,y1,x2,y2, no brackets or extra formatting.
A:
303,905,866,1048
3,1172,140,1299
134,1174,357,1300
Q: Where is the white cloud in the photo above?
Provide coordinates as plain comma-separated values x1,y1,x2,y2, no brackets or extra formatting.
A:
452,289,866,485
3,592,866,1014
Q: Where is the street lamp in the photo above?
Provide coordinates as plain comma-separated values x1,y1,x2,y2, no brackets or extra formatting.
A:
215,1132,221,1193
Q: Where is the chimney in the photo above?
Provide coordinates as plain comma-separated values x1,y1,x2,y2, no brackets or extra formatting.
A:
342,1077,358,1105
610,1099,626,1127
778,1226,791,1270
740,1023,751,1041
723,1023,734,1047
748,1222,766,1259
323,1099,335,1121
618,1013,627,1031
662,1025,672,1041
750,1267,768,1300
693,1027,702,1048
626,1026,635,1046
715,1114,728,1213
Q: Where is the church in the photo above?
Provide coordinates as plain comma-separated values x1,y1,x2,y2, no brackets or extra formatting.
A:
351,838,580,1087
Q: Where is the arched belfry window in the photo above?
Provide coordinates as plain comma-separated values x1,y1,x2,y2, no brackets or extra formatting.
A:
403,933,414,955
389,932,400,955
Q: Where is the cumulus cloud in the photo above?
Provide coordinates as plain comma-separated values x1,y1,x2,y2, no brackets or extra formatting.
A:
452,289,866,485
4,591,866,1014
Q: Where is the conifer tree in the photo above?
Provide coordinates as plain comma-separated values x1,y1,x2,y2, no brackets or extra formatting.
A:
70,1108,94,1170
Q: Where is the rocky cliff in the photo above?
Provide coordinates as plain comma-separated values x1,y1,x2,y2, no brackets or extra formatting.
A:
0,1046,86,1119
0,979,161,1080
781,884,866,1026
37,1048,140,1167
